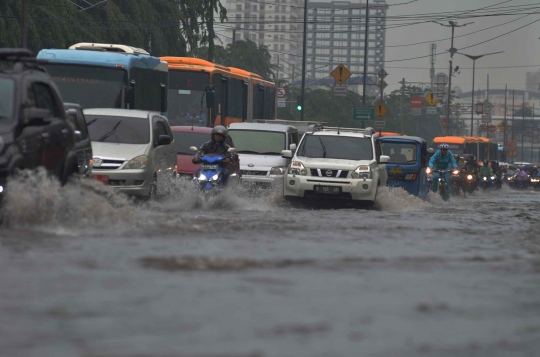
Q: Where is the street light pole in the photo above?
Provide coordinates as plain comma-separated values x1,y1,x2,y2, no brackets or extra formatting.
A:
435,21,473,136
456,51,504,137
300,0,308,121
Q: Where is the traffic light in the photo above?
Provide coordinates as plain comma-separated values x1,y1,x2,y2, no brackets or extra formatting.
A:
296,96,302,111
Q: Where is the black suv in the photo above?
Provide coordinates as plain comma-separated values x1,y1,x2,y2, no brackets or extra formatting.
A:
0,49,78,197
64,103,93,178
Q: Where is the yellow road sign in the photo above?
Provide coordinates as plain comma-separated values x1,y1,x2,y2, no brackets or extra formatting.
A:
508,149,517,158
330,64,352,85
498,121,506,131
424,92,438,106
375,101,388,119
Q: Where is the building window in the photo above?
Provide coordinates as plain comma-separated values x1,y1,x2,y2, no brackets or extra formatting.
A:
281,15,286,22
236,4,241,11
334,49,347,55
281,25,285,30
334,41,347,47
273,44,278,50
280,44,285,51
316,48,330,54
252,5,257,11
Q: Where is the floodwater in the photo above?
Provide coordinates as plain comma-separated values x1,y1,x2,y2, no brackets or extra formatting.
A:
1,170,540,357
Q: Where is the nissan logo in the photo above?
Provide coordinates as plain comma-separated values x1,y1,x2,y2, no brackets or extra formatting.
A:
248,163,254,167
326,170,333,177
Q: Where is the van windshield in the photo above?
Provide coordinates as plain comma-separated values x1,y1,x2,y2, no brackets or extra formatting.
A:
381,142,418,164
298,135,373,161
0,78,14,125
85,115,150,144
228,130,285,155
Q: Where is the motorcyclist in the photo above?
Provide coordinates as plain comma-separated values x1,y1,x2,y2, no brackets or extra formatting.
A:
193,125,232,184
428,143,458,201
479,160,494,188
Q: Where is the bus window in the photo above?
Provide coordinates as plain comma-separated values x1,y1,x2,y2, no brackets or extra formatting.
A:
227,78,243,120
242,81,248,121
221,77,228,119
131,67,168,112
168,71,209,126
254,84,264,119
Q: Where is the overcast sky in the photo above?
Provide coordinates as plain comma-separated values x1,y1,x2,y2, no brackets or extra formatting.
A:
384,0,540,92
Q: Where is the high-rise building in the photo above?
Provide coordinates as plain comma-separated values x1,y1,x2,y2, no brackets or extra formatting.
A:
526,69,540,92
217,0,303,83
306,0,388,79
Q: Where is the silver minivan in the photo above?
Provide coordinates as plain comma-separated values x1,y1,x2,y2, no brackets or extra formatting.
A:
84,109,176,198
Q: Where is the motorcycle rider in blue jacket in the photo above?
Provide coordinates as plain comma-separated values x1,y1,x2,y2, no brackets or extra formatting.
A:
428,143,458,201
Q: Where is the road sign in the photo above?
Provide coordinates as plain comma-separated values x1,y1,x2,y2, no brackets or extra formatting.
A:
489,125,496,134
277,87,286,98
426,107,437,115
410,96,423,108
374,102,388,119
507,139,517,150
498,122,506,131
377,68,388,79
425,92,438,106
277,101,286,108
353,105,375,121
330,64,352,85
378,80,388,90
479,124,486,132
411,108,422,116
508,149,518,158
481,114,491,123
333,85,347,96
435,84,447,99
441,118,447,128
436,73,448,84
374,120,385,130
483,100,492,116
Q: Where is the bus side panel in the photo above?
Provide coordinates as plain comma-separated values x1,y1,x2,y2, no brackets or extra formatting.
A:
247,78,254,122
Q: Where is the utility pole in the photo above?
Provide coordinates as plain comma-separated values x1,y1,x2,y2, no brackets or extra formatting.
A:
435,21,472,136
512,90,515,164
400,78,406,135
503,84,507,149
300,0,309,121
531,103,535,162
362,0,370,106
276,55,280,87
21,0,28,48
522,97,525,162
430,43,436,90
291,64,295,117
486,74,490,140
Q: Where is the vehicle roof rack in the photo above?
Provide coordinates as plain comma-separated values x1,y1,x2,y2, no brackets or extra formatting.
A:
69,43,150,55
0,48,48,73
309,125,376,136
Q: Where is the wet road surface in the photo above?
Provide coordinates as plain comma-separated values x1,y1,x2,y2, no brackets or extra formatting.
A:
1,172,540,357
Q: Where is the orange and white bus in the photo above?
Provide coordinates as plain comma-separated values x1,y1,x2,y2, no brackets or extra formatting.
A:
160,57,276,127
432,136,499,161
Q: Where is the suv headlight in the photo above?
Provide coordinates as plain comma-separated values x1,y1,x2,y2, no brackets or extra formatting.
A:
351,165,371,179
123,155,147,170
290,161,307,176
270,166,286,175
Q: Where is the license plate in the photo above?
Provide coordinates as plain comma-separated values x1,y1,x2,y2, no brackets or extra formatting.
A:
390,168,402,174
201,164,218,170
314,185,341,194
92,174,109,184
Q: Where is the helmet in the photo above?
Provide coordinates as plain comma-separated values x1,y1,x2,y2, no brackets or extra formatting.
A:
439,143,449,150
211,125,227,137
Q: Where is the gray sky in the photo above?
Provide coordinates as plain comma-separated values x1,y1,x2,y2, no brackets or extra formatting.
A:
384,0,540,92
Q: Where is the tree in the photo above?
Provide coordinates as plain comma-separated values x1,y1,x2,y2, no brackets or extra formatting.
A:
194,40,276,81
514,106,533,118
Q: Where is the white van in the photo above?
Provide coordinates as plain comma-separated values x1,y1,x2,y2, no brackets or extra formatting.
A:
228,123,300,189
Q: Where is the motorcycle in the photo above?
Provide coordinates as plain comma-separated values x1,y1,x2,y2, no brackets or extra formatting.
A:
450,168,462,196
480,175,492,191
493,172,503,189
462,170,477,194
190,146,236,200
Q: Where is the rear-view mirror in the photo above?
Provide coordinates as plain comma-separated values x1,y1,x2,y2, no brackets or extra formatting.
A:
281,150,293,159
23,107,51,126
189,146,198,152
227,147,237,153
290,143,297,151
74,130,82,142
157,134,171,146
380,155,390,163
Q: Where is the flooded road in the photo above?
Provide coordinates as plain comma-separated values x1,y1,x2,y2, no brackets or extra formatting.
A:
1,173,540,357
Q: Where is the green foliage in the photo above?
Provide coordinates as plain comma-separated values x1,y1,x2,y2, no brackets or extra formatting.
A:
0,0,226,57
194,40,276,80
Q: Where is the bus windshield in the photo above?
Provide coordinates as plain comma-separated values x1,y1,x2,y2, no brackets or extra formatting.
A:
168,70,209,127
43,64,127,109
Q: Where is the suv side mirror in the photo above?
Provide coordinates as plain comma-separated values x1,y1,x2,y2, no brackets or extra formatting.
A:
281,150,293,159
74,130,82,142
157,134,171,146
380,155,390,163
23,107,51,126
189,146,198,152
227,147,237,153
290,143,297,151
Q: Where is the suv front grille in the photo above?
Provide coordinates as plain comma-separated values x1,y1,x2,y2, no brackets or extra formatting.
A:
93,159,125,170
310,169,349,178
241,170,267,176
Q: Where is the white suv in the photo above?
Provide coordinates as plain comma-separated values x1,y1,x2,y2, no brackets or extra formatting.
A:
282,126,389,207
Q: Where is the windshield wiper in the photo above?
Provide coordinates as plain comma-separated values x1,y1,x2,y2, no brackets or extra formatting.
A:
86,118,98,127
97,120,121,142
319,137,327,158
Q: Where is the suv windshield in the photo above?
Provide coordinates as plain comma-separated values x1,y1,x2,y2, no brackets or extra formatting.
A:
228,130,285,155
298,135,373,161
381,142,417,164
172,131,209,155
85,115,149,144
0,78,14,124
